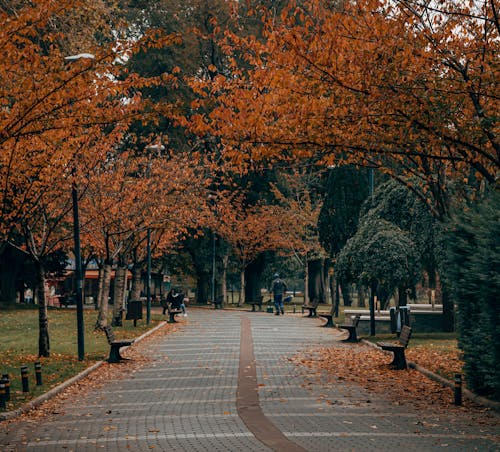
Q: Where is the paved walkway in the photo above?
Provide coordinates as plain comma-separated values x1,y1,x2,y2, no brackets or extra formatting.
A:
0,309,498,451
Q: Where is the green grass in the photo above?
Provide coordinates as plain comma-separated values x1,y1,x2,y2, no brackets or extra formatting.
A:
0,306,163,412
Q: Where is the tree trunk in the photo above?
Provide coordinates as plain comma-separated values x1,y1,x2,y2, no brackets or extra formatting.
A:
222,253,229,306
441,285,455,332
308,258,326,306
239,269,246,306
130,265,142,301
329,275,336,315
304,257,309,306
112,265,127,327
96,265,104,310
369,282,377,336
340,281,352,306
398,286,408,307
244,258,263,305
0,245,24,305
196,272,210,304
35,261,50,357
357,286,366,308
96,261,111,330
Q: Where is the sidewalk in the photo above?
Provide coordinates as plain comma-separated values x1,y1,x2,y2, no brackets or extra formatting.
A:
0,309,498,451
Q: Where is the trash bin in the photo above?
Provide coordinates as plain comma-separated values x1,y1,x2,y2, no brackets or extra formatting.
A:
389,307,397,333
126,300,143,321
399,306,410,328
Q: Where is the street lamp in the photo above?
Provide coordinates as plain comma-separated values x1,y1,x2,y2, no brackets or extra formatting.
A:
368,167,376,336
145,144,164,324
207,194,216,304
65,53,95,360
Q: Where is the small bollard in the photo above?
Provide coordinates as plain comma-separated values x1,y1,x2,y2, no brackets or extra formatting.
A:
2,374,10,401
0,379,6,409
21,366,29,393
293,305,296,314
454,373,462,406
34,362,42,386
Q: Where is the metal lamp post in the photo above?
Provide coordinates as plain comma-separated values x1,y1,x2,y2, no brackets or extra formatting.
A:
65,53,95,360
368,167,376,336
146,228,151,324
72,182,85,360
144,144,164,324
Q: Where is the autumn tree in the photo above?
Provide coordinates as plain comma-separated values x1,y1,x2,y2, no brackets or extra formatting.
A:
270,169,326,306
0,0,180,356
209,191,283,305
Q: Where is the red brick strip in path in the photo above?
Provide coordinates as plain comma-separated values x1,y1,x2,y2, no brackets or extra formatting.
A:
237,315,307,452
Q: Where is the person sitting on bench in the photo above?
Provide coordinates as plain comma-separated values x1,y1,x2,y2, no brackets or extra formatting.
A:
167,288,187,317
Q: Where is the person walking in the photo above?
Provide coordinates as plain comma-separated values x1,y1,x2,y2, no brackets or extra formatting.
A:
270,273,287,316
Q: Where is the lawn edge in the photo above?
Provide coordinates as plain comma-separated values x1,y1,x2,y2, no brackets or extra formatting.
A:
0,321,167,421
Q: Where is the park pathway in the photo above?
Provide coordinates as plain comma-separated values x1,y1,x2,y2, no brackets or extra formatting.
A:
0,308,498,451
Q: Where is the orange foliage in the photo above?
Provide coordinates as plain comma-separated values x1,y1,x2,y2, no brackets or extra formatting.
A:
190,0,499,217
0,0,180,246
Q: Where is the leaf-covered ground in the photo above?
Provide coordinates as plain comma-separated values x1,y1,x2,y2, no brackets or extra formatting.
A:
293,341,498,423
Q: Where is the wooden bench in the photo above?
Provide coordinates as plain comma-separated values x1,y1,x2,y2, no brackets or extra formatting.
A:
339,314,361,342
319,313,335,327
247,295,263,312
302,305,317,317
213,295,223,309
376,325,412,370
103,325,135,363
167,307,183,323
58,295,75,308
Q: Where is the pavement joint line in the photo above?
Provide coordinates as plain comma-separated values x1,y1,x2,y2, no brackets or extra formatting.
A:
137,366,238,371
125,375,233,381
27,432,256,447
110,385,237,393
73,398,237,408
45,413,240,425
159,352,240,356
262,412,419,417
283,432,499,440
153,347,240,351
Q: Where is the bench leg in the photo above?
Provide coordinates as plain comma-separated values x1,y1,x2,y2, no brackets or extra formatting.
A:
322,316,334,327
108,345,123,363
307,308,317,317
390,349,407,370
251,304,256,312
342,327,359,343
168,312,177,323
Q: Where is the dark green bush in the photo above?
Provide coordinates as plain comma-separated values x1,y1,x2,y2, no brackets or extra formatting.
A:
444,191,500,400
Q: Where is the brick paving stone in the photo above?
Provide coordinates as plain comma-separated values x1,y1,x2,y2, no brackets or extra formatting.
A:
0,308,498,451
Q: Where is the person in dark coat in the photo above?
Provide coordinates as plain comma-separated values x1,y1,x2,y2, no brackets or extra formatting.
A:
270,273,287,315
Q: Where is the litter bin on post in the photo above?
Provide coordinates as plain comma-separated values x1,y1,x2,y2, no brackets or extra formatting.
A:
389,307,397,333
399,306,410,327
126,300,143,326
